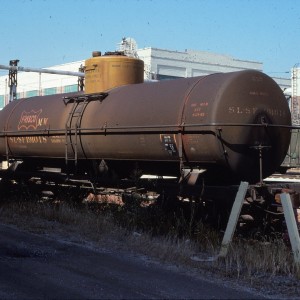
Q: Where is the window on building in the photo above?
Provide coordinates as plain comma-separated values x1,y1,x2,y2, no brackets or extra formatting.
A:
157,74,182,80
44,87,57,95
0,95,4,108
64,84,78,93
26,90,39,98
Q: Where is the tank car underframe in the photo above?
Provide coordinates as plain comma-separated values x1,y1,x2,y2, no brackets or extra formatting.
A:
0,159,296,239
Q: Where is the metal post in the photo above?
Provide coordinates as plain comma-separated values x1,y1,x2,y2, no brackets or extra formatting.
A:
4,78,8,105
258,145,263,185
251,144,270,185
78,64,85,91
39,73,42,96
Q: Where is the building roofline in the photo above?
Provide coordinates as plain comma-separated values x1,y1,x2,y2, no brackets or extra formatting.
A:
137,47,262,65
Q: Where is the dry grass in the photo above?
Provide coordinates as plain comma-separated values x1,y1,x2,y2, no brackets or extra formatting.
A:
1,194,300,298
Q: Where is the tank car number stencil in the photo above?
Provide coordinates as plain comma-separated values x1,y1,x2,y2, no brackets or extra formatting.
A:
228,106,258,115
9,136,48,144
18,109,48,130
228,106,286,117
191,102,208,118
160,134,178,156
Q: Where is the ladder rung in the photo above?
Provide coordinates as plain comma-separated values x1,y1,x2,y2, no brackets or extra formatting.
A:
64,99,90,172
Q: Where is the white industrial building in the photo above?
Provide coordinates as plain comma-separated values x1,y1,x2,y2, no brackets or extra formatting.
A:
139,47,262,80
0,38,292,109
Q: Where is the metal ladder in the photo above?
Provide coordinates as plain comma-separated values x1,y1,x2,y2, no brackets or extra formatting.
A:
63,92,109,174
65,98,89,171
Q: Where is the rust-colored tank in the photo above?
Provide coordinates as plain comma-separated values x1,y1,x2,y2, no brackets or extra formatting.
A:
84,51,144,93
0,70,291,184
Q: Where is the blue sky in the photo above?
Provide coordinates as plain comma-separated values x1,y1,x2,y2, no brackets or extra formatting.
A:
1,0,299,78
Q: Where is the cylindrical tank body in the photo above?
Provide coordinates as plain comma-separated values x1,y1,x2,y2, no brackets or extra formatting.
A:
84,51,144,94
0,70,291,184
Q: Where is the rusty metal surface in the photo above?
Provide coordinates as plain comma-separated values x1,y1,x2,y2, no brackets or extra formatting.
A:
0,92,80,159
85,53,144,93
0,70,291,183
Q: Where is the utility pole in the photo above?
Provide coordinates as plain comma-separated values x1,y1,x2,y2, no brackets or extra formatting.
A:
77,64,85,91
291,64,299,125
8,59,19,102
0,61,85,103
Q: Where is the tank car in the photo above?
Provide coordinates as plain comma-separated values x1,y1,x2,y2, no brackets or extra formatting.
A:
0,52,291,186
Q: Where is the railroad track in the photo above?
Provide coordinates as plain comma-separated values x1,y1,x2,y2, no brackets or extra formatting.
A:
264,172,300,183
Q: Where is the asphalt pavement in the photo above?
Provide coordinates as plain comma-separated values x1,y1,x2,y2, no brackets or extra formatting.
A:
0,223,264,299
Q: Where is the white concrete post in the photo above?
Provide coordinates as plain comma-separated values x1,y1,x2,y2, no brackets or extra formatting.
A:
218,181,249,258
280,193,300,266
